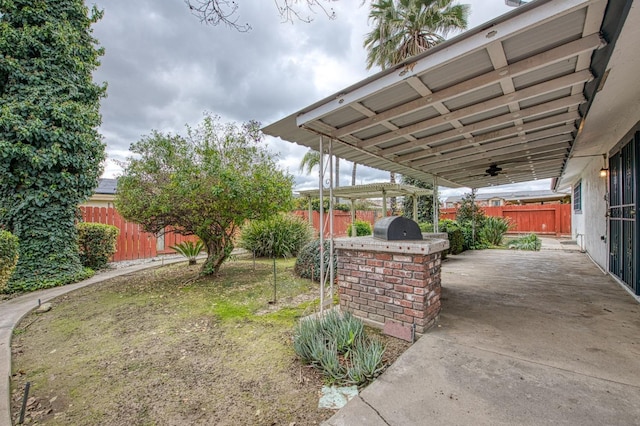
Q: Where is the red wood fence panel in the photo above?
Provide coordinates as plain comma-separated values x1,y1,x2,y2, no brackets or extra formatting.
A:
439,204,571,236
79,207,197,262
292,210,379,237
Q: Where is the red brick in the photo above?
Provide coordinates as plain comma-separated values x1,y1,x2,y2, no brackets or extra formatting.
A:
404,308,426,319
351,270,367,278
413,272,425,280
374,253,393,261
361,279,376,286
384,261,404,269
369,300,385,309
386,290,403,299
404,278,426,287
394,284,413,293
359,265,375,273
352,283,366,292
405,294,426,304
377,267,394,276
367,287,386,295
367,259,385,267
412,302,425,310
345,276,360,284
357,251,374,258
376,295,393,304
339,281,351,289
367,273,384,281
412,255,425,263
394,313,414,323
413,287,426,295
361,304,377,314
353,297,368,305
392,254,413,262
394,299,413,308
345,263,359,271
382,276,403,285
385,303,404,314
369,313,385,323
392,270,413,278
360,292,375,300
345,289,360,297
403,263,426,272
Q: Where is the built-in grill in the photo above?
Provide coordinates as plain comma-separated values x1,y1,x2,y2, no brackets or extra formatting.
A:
373,216,423,241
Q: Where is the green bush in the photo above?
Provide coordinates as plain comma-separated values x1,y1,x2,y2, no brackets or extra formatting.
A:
481,216,512,246
347,219,372,236
0,230,19,293
294,239,336,282
438,219,464,255
418,222,433,232
507,233,541,251
293,310,385,386
239,213,313,258
171,240,204,265
77,222,119,270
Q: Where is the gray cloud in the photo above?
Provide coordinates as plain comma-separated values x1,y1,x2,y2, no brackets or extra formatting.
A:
91,0,515,188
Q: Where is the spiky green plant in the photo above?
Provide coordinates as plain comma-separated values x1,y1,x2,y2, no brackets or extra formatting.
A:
507,233,541,251
170,240,204,265
347,337,386,386
481,216,512,246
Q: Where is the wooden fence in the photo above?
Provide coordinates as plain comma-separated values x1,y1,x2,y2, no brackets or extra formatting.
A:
439,204,571,236
80,206,197,262
292,210,379,237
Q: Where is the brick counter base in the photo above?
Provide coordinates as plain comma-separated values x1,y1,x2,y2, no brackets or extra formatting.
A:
336,249,442,334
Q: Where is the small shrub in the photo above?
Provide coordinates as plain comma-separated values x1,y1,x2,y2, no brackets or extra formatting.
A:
294,239,336,282
347,219,372,237
0,230,19,293
438,219,464,255
418,222,433,232
292,311,386,386
239,214,313,258
507,233,541,251
77,222,119,270
171,240,204,265
481,216,512,246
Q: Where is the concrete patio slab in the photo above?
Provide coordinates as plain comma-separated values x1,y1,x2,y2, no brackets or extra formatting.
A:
325,249,640,425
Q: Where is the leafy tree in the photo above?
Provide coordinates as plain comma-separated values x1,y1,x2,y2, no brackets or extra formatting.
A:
0,0,106,292
116,114,294,276
456,190,486,249
364,0,469,70
401,175,433,223
299,148,340,188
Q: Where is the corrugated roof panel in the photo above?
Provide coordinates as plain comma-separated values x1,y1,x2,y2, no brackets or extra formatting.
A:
503,8,586,64
430,135,466,148
512,57,578,90
443,83,504,111
459,106,511,126
412,122,455,139
378,138,410,150
321,106,367,129
418,49,494,92
360,81,421,113
518,87,572,109
353,124,392,140
389,106,440,128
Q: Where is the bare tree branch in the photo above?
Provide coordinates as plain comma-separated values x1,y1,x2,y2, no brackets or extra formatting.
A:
184,0,345,31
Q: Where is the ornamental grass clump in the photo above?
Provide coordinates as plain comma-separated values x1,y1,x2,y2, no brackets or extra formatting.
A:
507,233,542,251
481,216,512,246
292,310,386,386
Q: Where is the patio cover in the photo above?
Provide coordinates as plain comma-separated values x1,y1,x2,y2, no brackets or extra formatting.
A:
263,0,630,189
296,182,432,201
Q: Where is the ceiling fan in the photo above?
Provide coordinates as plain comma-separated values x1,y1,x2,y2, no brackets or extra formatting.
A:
484,164,504,177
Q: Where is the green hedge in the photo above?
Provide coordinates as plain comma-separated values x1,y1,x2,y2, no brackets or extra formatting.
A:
347,219,372,237
0,230,19,293
438,219,464,255
77,222,119,270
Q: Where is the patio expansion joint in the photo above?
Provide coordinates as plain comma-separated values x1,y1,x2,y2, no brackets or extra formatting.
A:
431,335,640,390
360,395,391,426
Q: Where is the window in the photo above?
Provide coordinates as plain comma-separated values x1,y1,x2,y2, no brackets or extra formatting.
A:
490,199,501,207
573,181,582,213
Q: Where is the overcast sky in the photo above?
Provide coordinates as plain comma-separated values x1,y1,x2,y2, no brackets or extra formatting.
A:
91,0,551,198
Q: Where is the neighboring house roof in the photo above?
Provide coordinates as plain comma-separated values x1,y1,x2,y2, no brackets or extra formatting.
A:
444,190,569,205
96,178,117,195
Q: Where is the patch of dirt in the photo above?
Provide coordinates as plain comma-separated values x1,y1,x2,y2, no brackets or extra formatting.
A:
10,259,411,425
